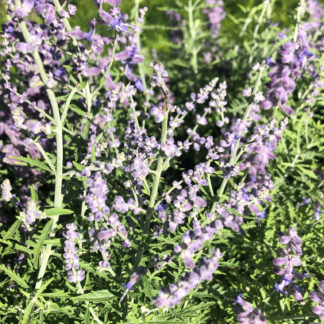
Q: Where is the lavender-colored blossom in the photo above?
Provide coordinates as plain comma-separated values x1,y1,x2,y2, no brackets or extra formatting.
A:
273,227,303,300
235,294,267,324
63,223,85,283
123,267,146,291
68,4,77,16
99,8,128,32
15,0,34,18
262,28,313,114
85,172,110,222
154,250,222,308
203,0,226,39
113,195,129,213
1,179,13,201
314,203,324,221
22,199,42,226
115,46,144,64
310,281,324,321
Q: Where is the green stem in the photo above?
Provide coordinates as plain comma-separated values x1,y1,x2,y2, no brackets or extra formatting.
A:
134,100,169,269
62,87,78,125
130,96,151,195
135,0,147,91
33,141,56,173
293,0,306,42
253,0,269,40
211,63,265,212
52,0,78,47
187,0,198,73
249,0,269,63
14,1,64,292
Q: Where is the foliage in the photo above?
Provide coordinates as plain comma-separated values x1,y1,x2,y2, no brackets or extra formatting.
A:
0,0,323,323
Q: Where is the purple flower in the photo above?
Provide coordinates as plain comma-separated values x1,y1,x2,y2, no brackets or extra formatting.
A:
203,0,226,39
256,210,266,226
68,4,77,16
115,46,144,64
63,223,85,283
153,250,222,308
15,0,34,18
1,179,13,201
99,9,128,32
273,228,303,300
123,267,146,290
314,204,324,221
310,281,324,321
235,295,267,324
135,78,144,91
97,228,116,241
113,196,129,213
262,29,312,114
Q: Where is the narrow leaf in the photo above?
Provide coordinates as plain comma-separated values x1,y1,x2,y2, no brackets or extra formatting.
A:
45,208,73,217
33,219,53,268
3,219,22,240
36,277,55,298
0,264,29,289
73,290,115,302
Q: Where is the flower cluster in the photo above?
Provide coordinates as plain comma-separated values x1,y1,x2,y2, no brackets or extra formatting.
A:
273,227,303,301
234,294,267,324
1,179,13,202
262,28,313,114
19,198,42,229
153,249,222,308
310,281,324,321
63,223,85,283
83,170,131,270
203,0,226,39
1,0,323,321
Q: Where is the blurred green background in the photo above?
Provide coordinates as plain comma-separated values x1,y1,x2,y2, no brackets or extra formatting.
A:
1,0,323,62
1,0,323,40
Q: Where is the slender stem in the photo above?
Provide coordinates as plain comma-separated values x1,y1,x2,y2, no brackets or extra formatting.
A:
14,1,64,292
253,0,269,40
294,0,306,42
62,87,78,125
130,96,151,194
52,0,78,47
210,63,265,212
134,100,169,269
248,1,269,63
154,180,183,210
148,108,169,208
33,141,56,173
106,35,118,74
85,82,92,114
135,0,147,90
73,274,104,324
187,0,198,73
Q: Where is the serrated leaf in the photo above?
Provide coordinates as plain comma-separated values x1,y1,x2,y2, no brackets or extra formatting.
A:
36,278,54,298
72,290,115,302
3,219,22,240
142,275,154,299
297,167,318,180
0,264,29,289
13,155,52,173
